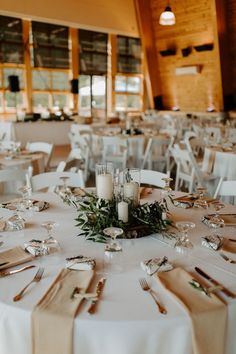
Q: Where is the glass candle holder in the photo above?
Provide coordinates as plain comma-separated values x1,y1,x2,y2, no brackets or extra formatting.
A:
96,163,114,200
123,168,140,206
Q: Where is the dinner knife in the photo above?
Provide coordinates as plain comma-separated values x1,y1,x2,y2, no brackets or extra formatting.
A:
87,277,106,314
195,267,236,298
0,265,35,277
0,262,9,267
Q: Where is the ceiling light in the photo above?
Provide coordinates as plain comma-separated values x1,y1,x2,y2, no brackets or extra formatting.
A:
159,5,176,26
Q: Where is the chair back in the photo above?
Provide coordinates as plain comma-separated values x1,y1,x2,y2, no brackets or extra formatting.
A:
214,178,236,198
102,136,128,170
30,171,85,192
26,142,54,171
120,169,169,188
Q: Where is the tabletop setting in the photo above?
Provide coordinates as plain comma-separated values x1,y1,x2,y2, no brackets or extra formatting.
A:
0,163,236,354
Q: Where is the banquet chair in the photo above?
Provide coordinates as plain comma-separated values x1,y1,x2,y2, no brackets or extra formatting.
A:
121,169,169,189
102,136,128,170
170,144,215,193
0,167,32,201
67,147,89,182
205,127,221,144
0,121,15,140
214,178,236,200
183,132,204,159
26,142,54,171
30,171,85,192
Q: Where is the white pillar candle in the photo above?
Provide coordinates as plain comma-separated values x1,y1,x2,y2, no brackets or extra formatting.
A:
96,173,113,200
123,182,139,206
118,201,129,223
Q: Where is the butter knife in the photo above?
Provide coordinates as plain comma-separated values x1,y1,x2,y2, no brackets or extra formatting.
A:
195,267,236,298
87,278,106,314
0,265,35,277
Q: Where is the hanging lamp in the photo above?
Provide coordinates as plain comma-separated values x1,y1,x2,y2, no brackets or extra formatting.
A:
159,3,176,26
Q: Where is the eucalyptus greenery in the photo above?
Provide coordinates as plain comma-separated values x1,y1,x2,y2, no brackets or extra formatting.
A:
74,191,172,243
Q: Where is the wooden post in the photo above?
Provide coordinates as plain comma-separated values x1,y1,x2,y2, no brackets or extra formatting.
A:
70,28,79,113
22,20,32,113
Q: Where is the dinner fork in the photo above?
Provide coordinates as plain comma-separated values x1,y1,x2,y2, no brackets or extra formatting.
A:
219,253,236,264
139,278,167,314
13,267,44,302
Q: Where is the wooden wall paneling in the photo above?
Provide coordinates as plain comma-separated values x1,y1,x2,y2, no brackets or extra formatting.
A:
149,0,224,112
70,28,79,113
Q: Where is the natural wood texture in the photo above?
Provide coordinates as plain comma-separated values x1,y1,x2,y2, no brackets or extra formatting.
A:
70,28,79,113
22,20,32,112
149,0,224,111
134,0,162,109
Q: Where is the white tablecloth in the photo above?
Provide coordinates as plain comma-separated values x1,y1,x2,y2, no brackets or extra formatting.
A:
202,147,236,179
0,191,236,354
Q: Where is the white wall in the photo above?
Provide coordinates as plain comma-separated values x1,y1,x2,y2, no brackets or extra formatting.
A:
0,0,138,36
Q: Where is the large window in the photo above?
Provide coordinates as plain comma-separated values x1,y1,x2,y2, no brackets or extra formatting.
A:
32,22,69,69
79,30,108,75
117,36,142,74
0,16,24,64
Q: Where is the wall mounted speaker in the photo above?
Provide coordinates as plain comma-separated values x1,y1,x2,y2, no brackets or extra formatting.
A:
8,75,20,92
71,79,79,94
194,43,214,52
159,49,176,57
181,47,192,57
154,95,163,110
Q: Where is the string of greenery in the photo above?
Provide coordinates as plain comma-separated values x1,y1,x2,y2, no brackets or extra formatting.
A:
74,192,172,243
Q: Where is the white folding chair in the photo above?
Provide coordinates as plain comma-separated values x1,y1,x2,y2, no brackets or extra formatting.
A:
120,169,169,188
26,142,54,171
0,121,16,140
0,167,31,201
205,127,221,144
214,178,236,199
30,171,85,192
102,136,128,170
67,146,89,182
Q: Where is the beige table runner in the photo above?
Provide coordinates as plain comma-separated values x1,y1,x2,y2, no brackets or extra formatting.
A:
156,267,227,354
32,268,94,354
0,246,33,270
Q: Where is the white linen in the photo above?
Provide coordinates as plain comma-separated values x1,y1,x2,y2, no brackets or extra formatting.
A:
0,191,236,354
202,147,236,179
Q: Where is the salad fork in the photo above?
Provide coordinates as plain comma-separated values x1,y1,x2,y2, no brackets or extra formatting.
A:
139,278,167,314
13,267,44,302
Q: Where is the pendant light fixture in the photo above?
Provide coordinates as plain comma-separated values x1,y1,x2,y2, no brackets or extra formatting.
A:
159,2,176,26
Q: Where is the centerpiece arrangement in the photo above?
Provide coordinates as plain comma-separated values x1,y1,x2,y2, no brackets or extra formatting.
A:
72,163,172,243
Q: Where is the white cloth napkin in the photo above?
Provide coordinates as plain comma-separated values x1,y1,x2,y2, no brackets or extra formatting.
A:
201,235,224,251
66,255,96,270
141,256,173,275
24,239,49,256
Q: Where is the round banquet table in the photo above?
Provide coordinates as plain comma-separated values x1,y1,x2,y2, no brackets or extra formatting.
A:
0,190,236,354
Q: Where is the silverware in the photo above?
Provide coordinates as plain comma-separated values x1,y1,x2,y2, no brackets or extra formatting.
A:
0,264,36,277
195,267,236,298
0,261,8,267
219,253,236,264
13,267,44,302
139,278,167,314
87,278,106,314
229,239,236,242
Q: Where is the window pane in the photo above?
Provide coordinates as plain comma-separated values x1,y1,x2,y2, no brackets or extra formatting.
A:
127,77,141,93
52,72,69,90
115,94,126,111
79,75,91,116
52,94,68,109
33,93,49,109
3,68,24,89
4,92,23,108
91,76,106,109
127,95,141,110
32,70,50,90
115,76,126,92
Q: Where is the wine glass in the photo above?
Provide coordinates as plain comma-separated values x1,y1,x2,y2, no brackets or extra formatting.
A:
7,203,25,231
59,176,71,194
208,203,225,237
175,221,196,251
103,227,124,274
161,177,173,202
41,221,60,252
18,185,33,210
103,227,123,252
193,187,208,209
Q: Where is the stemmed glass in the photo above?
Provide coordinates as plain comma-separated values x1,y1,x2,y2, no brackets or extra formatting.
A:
59,176,71,194
208,203,225,237
7,201,25,231
103,227,123,252
175,221,196,251
18,185,33,210
193,187,208,209
41,221,60,252
161,177,173,205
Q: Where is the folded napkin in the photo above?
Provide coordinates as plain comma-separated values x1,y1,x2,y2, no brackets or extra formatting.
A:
24,240,49,257
174,195,216,209
0,220,6,232
0,246,33,270
1,199,49,212
202,214,236,227
32,268,94,354
141,256,173,275
66,255,96,270
156,268,227,354
201,235,224,251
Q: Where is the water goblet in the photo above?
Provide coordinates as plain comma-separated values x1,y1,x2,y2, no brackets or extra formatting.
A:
18,185,33,210
208,203,225,237
175,221,196,251
103,227,124,274
161,177,173,197
41,221,60,253
59,176,71,194
193,187,208,209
